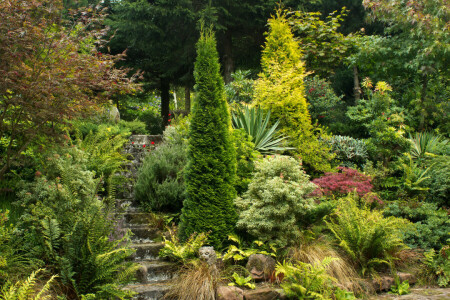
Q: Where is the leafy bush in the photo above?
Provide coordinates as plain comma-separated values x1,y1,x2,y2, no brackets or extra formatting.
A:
134,141,187,213
347,79,410,165
325,195,409,275
327,135,368,168
235,155,316,247
383,202,450,250
119,93,163,134
311,167,380,204
16,150,138,299
231,105,291,154
275,258,356,300
222,234,277,264
304,76,343,124
225,70,255,104
423,245,450,287
179,30,237,248
409,131,449,162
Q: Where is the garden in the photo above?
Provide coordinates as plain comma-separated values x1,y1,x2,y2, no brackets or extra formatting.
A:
0,0,449,299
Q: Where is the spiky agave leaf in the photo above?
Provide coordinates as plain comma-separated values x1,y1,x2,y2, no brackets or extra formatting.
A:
231,105,293,154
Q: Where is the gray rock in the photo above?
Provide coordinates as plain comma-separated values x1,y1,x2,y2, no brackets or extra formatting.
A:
246,254,276,282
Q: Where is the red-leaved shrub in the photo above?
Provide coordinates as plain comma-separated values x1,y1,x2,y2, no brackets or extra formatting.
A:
311,167,381,203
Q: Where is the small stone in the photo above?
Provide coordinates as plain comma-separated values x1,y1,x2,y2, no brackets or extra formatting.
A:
216,286,244,300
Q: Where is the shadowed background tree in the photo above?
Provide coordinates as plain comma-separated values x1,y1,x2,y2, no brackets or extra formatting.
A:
179,29,237,248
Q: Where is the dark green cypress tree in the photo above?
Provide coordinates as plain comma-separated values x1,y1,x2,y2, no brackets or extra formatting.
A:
179,29,237,248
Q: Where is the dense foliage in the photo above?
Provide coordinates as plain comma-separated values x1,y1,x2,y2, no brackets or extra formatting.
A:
325,195,409,275
235,155,316,247
179,30,237,248
254,12,335,173
134,123,188,213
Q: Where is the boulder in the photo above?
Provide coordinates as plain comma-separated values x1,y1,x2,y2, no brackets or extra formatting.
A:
216,286,244,300
246,254,276,282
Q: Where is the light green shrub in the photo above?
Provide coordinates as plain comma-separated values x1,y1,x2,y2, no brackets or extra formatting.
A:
235,155,316,247
325,194,410,275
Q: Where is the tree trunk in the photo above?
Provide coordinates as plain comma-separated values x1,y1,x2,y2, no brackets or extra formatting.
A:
185,85,191,113
161,79,170,126
353,66,361,104
419,74,428,131
223,29,234,84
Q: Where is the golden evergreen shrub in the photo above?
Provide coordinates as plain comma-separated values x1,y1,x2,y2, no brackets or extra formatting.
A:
254,11,334,173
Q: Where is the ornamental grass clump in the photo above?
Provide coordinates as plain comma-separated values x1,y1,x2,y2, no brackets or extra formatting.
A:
235,155,316,247
179,29,237,248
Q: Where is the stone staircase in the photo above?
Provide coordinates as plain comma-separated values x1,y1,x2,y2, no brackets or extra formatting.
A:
116,135,177,300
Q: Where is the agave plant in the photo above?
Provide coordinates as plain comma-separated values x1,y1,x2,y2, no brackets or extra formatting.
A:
231,105,292,154
409,131,448,161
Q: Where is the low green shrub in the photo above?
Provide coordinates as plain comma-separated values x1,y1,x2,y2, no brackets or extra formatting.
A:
325,194,409,275
118,119,147,134
134,123,188,213
235,155,317,247
225,70,255,104
135,142,187,212
383,202,450,250
327,135,368,168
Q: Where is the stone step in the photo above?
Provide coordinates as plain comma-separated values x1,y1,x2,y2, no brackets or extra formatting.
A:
125,281,171,300
129,242,164,261
136,261,177,284
123,212,156,225
128,226,162,241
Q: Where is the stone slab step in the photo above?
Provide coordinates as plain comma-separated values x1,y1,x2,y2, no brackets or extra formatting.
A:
136,261,177,283
129,224,162,243
129,242,164,261
123,212,156,225
124,281,171,300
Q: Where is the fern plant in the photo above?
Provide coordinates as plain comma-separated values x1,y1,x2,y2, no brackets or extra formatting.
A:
159,231,209,266
16,151,138,299
325,194,409,275
275,257,355,300
0,269,56,300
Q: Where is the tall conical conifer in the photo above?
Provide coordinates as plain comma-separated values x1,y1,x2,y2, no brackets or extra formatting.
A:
179,29,237,247
254,11,334,173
